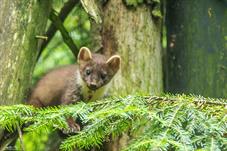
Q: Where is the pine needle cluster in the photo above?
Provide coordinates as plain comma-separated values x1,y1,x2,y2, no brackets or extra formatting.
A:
0,94,226,151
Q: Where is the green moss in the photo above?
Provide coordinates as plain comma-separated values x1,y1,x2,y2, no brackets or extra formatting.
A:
152,5,162,18
123,0,162,19
124,0,144,7
0,0,52,105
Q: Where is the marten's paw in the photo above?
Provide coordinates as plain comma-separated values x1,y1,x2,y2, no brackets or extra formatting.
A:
62,117,81,134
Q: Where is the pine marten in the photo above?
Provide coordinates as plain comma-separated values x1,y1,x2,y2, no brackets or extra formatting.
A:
28,47,120,107
28,47,121,131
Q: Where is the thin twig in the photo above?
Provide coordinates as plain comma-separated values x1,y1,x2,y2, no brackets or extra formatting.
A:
17,122,25,151
35,35,48,40
16,122,25,151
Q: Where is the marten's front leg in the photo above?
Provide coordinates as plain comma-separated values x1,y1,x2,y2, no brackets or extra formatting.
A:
61,85,83,134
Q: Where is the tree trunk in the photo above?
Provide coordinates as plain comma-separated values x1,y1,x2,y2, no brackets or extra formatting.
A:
0,0,52,148
0,0,52,105
91,0,163,150
101,0,163,96
165,0,227,98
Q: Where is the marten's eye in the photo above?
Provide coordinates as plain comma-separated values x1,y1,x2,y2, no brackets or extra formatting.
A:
101,73,107,80
85,69,91,75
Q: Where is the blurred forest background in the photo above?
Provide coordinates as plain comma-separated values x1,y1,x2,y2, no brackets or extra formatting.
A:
33,1,90,84
0,0,226,150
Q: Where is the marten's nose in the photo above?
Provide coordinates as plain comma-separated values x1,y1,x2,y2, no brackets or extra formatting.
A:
90,83,97,90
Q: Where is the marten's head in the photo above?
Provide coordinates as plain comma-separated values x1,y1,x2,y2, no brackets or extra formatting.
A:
78,47,121,90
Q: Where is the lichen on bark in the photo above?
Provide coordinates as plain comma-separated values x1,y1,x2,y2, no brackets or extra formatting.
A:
100,1,163,96
0,0,52,105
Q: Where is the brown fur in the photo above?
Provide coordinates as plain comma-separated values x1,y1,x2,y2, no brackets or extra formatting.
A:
28,47,120,107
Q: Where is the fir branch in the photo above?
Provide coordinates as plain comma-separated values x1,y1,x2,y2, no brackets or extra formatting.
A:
0,94,226,150
145,95,227,106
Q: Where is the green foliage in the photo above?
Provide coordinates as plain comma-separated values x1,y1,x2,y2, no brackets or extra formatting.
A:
0,94,226,150
15,128,50,151
0,105,34,132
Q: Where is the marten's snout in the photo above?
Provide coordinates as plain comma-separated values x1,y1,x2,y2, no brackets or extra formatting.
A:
89,82,97,90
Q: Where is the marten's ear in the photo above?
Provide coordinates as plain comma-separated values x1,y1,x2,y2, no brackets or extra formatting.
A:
106,55,121,73
78,47,92,63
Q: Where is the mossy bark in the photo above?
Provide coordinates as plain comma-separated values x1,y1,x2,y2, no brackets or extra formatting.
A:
0,0,52,105
90,0,163,150
166,0,227,98
100,0,163,96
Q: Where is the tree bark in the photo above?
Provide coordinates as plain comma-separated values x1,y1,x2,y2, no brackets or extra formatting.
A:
90,0,163,150
0,0,52,149
0,0,52,105
101,0,163,96
165,0,227,98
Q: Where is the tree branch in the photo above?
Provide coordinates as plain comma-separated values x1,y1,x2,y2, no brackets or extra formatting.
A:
49,9,79,57
38,0,80,59
0,95,226,149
